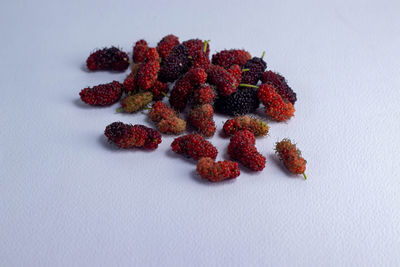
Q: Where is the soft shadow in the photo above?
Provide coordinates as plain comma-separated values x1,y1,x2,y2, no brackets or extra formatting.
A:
73,98,93,109
165,148,195,164
80,63,91,73
190,170,237,186
98,134,120,151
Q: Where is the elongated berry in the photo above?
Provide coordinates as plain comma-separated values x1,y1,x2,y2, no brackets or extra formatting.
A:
86,47,129,71
260,71,296,104
257,83,295,121
80,81,122,106
171,134,218,160
104,122,147,149
197,157,240,182
136,60,160,90
119,92,153,113
223,115,269,136
157,34,180,59
212,49,251,69
275,139,307,179
189,104,216,137
133,40,149,63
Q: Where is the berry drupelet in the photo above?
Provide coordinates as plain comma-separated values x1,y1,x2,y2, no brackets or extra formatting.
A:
275,139,307,179
157,34,180,59
171,134,218,160
80,81,123,106
214,86,260,116
260,71,296,104
211,49,251,69
196,157,240,182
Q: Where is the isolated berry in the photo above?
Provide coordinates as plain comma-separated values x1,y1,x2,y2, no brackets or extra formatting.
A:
211,49,251,69
157,34,180,59
223,115,269,136
80,81,123,106
104,122,147,149
197,157,240,182
133,40,149,63
136,60,160,90
214,86,260,116
119,92,153,113
135,125,162,150
228,64,242,84
123,63,141,93
182,39,210,57
260,71,297,104
149,101,186,134
159,44,190,82
207,64,239,96
150,80,169,101
257,84,295,121
189,104,216,137
275,139,307,179
86,47,129,71
193,85,215,105
228,130,266,171
241,54,267,85
171,134,218,160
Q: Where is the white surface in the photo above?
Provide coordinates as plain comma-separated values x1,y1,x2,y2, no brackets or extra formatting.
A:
0,0,399,266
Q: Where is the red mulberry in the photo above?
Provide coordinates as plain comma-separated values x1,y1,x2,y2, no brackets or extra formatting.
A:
257,84,295,121
228,130,266,171
123,64,141,94
136,60,160,90
260,71,297,104
207,64,239,96
182,39,210,57
169,78,194,111
135,125,162,150
149,101,186,134
133,40,149,63
157,34,180,59
118,92,153,113
80,81,122,106
171,134,218,160
223,116,269,136
149,80,169,101
228,64,242,84
275,139,307,179
191,49,210,70
86,47,129,71
189,104,216,137
197,157,240,182
193,85,215,105
211,49,251,69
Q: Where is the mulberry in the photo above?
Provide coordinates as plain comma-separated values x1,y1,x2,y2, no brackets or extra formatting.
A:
228,130,266,171
104,122,147,149
169,79,194,111
118,92,153,113
207,64,239,96
211,49,251,69
171,134,218,160
150,80,169,101
196,157,240,182
123,63,141,93
182,39,210,57
193,85,215,105
257,84,295,121
228,64,242,84
214,86,260,116
223,115,269,136
86,47,129,71
241,53,267,85
149,101,186,134
191,47,210,70
135,125,162,150
158,44,190,82
189,104,216,137
136,60,160,90
80,81,123,106
157,34,180,59
260,71,296,104
133,40,149,63
275,139,307,179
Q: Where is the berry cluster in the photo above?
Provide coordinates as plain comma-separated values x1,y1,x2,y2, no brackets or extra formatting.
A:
79,34,308,182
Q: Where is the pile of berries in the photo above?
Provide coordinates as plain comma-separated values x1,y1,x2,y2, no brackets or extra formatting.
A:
78,34,308,182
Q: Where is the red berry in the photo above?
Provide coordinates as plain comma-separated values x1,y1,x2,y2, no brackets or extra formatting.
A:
191,50,210,70
189,104,216,137
211,49,251,69
223,116,269,136
149,101,186,134
123,63,141,93
228,64,242,84
169,78,194,111
207,64,239,96
258,84,295,121
120,92,153,113
193,85,215,105
171,134,218,160
136,60,160,90
157,34,180,59
149,80,169,101
80,81,122,106
228,130,265,171
275,139,307,178
135,125,162,150
86,47,129,71
182,39,210,57
133,40,149,63
104,122,147,149
260,71,297,104
197,157,240,182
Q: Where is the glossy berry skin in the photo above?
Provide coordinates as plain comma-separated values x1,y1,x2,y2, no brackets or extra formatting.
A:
189,104,216,137
136,60,160,90
223,115,269,136
86,47,129,71
121,92,153,113
197,157,240,182
258,84,295,121
275,139,306,175
133,40,149,63
159,44,190,82
104,122,147,149
105,122,161,150
211,49,251,69
228,130,266,171
215,87,260,116
157,34,180,59
171,134,218,160
260,71,296,104
207,64,239,96
80,81,122,106
241,57,267,85
193,85,215,105
182,39,210,57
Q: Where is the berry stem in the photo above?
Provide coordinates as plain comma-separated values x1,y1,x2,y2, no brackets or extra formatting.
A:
239,83,259,88
203,40,210,53
161,92,170,98
242,68,250,72
143,107,151,110
302,172,307,180
116,107,124,113
261,51,265,59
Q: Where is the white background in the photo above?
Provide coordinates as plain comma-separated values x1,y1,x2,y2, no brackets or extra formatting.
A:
1,0,399,266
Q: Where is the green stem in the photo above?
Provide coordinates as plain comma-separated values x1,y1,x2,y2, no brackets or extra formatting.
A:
161,92,170,98
203,40,210,53
242,68,250,72
302,172,307,180
261,51,265,59
116,107,124,113
143,107,151,110
239,83,259,88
